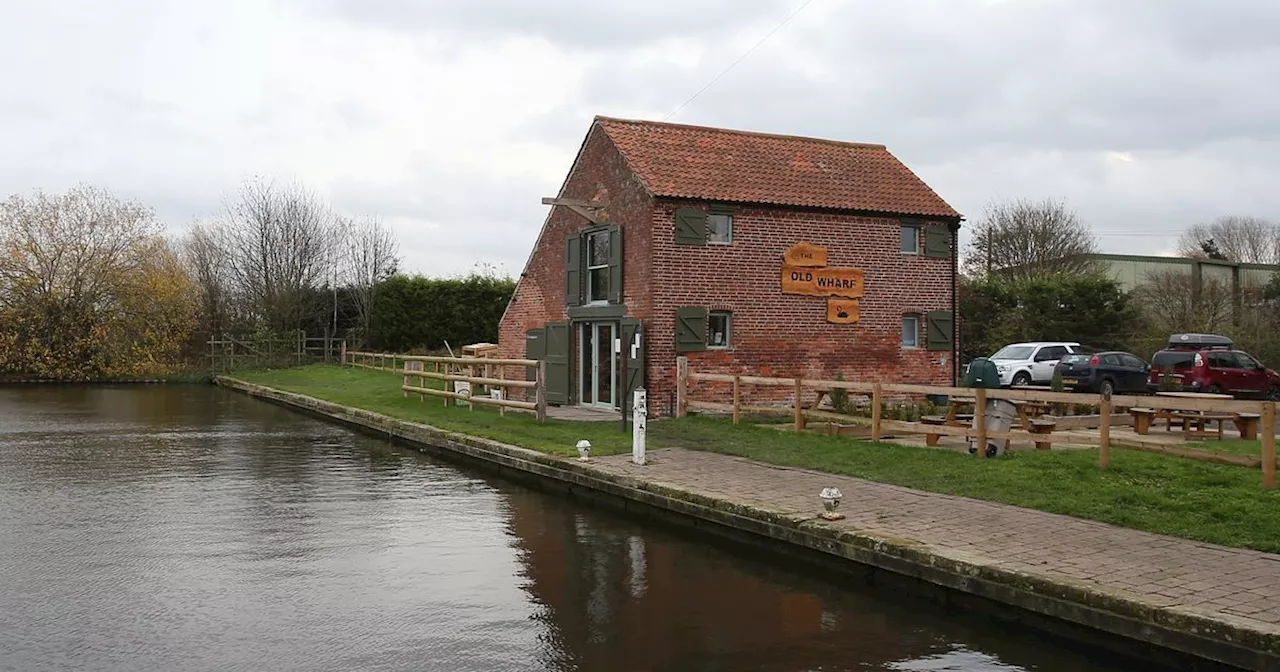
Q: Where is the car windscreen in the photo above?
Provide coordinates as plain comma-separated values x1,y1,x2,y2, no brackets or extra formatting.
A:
1060,354,1091,364
992,346,1034,360
1153,351,1195,369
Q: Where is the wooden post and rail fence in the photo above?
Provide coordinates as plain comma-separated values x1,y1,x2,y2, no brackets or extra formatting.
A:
675,356,1278,490
343,350,547,423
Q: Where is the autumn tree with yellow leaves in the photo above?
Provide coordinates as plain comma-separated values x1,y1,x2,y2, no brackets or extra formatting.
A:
0,186,196,379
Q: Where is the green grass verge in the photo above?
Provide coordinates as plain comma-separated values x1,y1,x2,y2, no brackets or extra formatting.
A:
231,364,637,458
231,365,1280,553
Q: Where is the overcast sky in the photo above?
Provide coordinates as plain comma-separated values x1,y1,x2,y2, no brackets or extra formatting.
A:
3,0,1278,276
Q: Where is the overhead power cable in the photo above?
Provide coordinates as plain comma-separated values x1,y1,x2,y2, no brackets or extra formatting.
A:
664,0,819,121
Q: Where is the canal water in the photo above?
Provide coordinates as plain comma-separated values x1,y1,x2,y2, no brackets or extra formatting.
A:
0,386,1159,672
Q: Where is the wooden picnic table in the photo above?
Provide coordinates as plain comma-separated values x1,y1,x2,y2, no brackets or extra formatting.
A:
944,396,976,426
1151,391,1236,434
1169,410,1236,441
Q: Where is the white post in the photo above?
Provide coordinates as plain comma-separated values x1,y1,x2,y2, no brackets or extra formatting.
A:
632,388,647,466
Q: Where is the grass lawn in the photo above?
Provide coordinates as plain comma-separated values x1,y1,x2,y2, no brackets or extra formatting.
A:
231,365,1280,553
232,364,639,458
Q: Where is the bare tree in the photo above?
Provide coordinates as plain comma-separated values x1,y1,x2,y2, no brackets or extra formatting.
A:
343,216,399,343
219,178,338,333
963,198,1100,280
1175,215,1280,265
181,221,235,337
0,185,158,313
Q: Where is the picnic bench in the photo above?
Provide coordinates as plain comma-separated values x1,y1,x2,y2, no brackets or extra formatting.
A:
1131,406,1260,440
944,396,976,425
1028,418,1057,450
1235,413,1261,440
1169,411,1236,440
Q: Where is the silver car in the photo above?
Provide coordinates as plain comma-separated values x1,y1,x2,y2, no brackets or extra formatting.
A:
990,342,1084,387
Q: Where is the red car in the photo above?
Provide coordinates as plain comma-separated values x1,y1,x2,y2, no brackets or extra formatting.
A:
1147,333,1280,400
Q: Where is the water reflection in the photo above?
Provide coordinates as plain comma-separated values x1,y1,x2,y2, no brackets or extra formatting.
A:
0,387,1163,672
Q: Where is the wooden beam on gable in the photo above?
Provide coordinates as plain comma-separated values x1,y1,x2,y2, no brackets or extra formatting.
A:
541,197,605,224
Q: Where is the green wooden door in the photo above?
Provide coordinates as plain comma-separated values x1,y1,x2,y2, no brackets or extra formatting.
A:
525,329,545,384
620,318,644,414
544,323,570,405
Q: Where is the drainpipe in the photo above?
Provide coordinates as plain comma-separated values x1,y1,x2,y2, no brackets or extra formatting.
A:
951,220,961,385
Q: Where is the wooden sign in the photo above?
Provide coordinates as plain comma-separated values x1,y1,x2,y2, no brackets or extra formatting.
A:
781,266,865,298
827,299,860,324
782,242,827,268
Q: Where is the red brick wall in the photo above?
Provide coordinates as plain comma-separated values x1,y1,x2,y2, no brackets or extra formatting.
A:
647,201,956,415
497,123,655,397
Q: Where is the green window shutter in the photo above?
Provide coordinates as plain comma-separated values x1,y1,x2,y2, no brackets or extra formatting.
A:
675,307,707,353
926,311,954,351
675,208,707,246
544,322,570,405
608,225,623,304
565,234,582,307
924,225,951,258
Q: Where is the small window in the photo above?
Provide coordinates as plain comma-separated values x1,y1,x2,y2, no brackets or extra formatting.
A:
707,213,732,245
902,316,919,348
1208,352,1235,369
1235,352,1260,369
585,230,610,303
901,225,920,254
1037,346,1068,362
708,311,732,348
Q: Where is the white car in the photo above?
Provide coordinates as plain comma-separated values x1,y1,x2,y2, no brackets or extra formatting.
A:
990,342,1085,387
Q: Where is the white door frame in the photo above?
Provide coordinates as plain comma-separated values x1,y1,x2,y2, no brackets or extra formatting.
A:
578,322,618,408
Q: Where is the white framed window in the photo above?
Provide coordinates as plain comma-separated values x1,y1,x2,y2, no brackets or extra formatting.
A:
902,315,920,349
707,213,733,245
585,230,610,303
708,311,732,348
901,225,920,254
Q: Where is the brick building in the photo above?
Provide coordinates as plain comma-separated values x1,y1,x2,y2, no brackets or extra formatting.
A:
498,117,961,416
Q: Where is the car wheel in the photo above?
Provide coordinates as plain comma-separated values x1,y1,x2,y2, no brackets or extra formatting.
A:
1012,372,1031,387
1100,379,1115,397
1268,386,1280,402
1208,384,1224,395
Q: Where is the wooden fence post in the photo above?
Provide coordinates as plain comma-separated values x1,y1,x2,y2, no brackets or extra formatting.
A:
676,357,689,418
536,360,548,422
871,383,883,442
732,375,741,425
340,341,346,366
1263,401,1276,490
975,387,988,457
793,376,805,432
403,360,409,399
497,366,506,417
1100,391,1112,469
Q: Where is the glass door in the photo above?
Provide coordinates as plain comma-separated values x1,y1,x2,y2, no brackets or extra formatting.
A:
578,322,618,408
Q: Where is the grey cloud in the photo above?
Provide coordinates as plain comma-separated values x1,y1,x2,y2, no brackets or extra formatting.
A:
327,154,563,276
566,0,1280,158
309,0,789,47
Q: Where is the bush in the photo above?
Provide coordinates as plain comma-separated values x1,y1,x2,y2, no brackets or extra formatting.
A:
830,374,852,415
368,273,516,352
1158,370,1181,392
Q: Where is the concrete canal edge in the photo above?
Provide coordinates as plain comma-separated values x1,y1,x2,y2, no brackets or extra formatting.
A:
216,376,1279,672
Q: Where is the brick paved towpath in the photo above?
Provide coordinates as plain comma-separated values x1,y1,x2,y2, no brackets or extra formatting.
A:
591,449,1280,667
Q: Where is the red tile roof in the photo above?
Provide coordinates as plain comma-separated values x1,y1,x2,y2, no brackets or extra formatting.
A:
595,116,960,219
